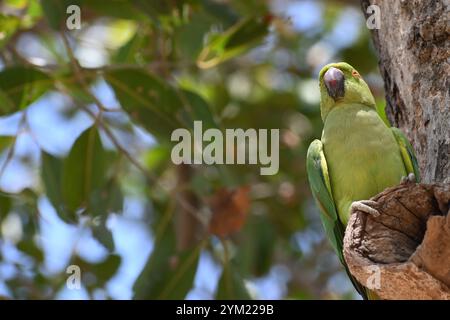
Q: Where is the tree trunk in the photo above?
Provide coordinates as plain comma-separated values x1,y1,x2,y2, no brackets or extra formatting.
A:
343,181,450,299
342,0,450,300
361,0,449,183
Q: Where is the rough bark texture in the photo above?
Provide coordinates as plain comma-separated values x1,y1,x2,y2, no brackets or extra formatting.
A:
343,0,450,300
344,181,450,300
361,0,450,183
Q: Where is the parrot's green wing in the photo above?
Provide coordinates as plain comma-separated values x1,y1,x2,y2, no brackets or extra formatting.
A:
306,140,344,257
390,127,420,182
306,139,368,299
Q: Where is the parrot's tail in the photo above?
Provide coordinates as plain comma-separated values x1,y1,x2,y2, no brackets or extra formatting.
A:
365,289,380,300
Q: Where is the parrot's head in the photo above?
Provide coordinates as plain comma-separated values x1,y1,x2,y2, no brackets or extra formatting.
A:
318,62,376,121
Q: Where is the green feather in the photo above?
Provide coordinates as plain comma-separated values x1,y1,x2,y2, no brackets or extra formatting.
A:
306,139,368,299
390,127,420,182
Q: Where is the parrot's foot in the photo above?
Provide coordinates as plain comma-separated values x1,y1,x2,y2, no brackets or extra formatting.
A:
351,200,380,218
400,173,416,184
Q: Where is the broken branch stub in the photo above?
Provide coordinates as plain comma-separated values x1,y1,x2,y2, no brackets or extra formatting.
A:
343,182,450,300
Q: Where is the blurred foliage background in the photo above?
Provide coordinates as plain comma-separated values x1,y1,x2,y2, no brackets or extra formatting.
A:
0,0,385,299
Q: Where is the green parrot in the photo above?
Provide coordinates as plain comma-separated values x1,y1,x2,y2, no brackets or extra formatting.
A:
306,62,420,299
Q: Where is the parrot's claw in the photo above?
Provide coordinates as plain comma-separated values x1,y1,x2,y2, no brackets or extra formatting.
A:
401,173,416,184
351,200,380,218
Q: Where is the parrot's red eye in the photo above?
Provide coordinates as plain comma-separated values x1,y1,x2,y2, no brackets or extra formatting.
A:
352,70,361,78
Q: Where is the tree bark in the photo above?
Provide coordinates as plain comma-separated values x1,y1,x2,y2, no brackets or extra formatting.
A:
342,0,450,299
361,0,449,183
343,181,450,299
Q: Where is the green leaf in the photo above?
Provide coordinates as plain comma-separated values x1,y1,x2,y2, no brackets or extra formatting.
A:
58,70,98,106
113,29,150,64
179,90,217,130
41,0,80,30
0,90,15,114
61,126,110,213
216,262,251,299
235,215,276,277
132,0,174,22
0,136,14,154
17,239,44,263
72,254,121,288
175,13,214,61
133,232,201,299
23,0,44,28
91,254,121,284
81,0,146,20
0,66,53,113
7,188,40,237
199,0,238,27
0,192,12,221
42,127,115,224
105,69,218,140
92,221,115,252
197,15,271,69
87,179,120,252
0,14,20,49
5,0,28,9
89,180,123,217
104,68,183,138
143,145,171,173
41,151,77,223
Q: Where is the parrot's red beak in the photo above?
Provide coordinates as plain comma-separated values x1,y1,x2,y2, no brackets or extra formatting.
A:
323,67,345,100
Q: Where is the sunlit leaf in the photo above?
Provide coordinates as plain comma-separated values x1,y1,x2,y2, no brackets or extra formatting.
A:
0,14,20,49
197,15,272,69
113,30,150,64
143,145,171,173
25,0,43,23
5,0,28,9
13,0,43,29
